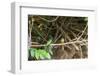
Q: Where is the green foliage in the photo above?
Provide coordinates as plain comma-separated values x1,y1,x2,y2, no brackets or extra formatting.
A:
44,39,53,55
30,48,35,57
28,39,53,60
29,48,51,60
34,49,40,59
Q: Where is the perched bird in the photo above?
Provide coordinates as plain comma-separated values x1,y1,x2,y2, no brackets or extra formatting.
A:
61,38,64,50
61,38,64,43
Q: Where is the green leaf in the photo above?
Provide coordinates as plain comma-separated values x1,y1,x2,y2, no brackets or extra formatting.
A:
44,53,51,59
30,49,35,57
48,46,53,55
29,48,52,60
29,48,35,57
38,49,51,59
46,39,52,46
44,39,53,55
35,50,40,60
49,50,53,55
39,54,45,59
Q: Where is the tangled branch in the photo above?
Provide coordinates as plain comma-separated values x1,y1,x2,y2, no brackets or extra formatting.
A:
28,15,88,59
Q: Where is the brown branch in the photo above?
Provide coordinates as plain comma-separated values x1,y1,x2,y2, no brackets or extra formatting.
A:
38,16,59,22
31,40,87,48
31,42,40,44
79,45,83,58
77,25,88,40
60,26,79,51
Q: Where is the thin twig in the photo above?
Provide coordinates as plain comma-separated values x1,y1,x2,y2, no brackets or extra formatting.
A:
79,45,83,58
77,25,88,40
38,16,59,22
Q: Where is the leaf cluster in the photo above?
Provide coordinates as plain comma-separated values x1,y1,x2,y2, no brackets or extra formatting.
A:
29,48,51,60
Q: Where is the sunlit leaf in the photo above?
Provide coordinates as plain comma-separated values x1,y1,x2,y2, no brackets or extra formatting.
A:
39,54,45,59
45,53,51,59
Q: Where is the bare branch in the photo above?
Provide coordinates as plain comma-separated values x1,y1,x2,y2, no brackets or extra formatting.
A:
38,16,59,22
31,40,87,48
